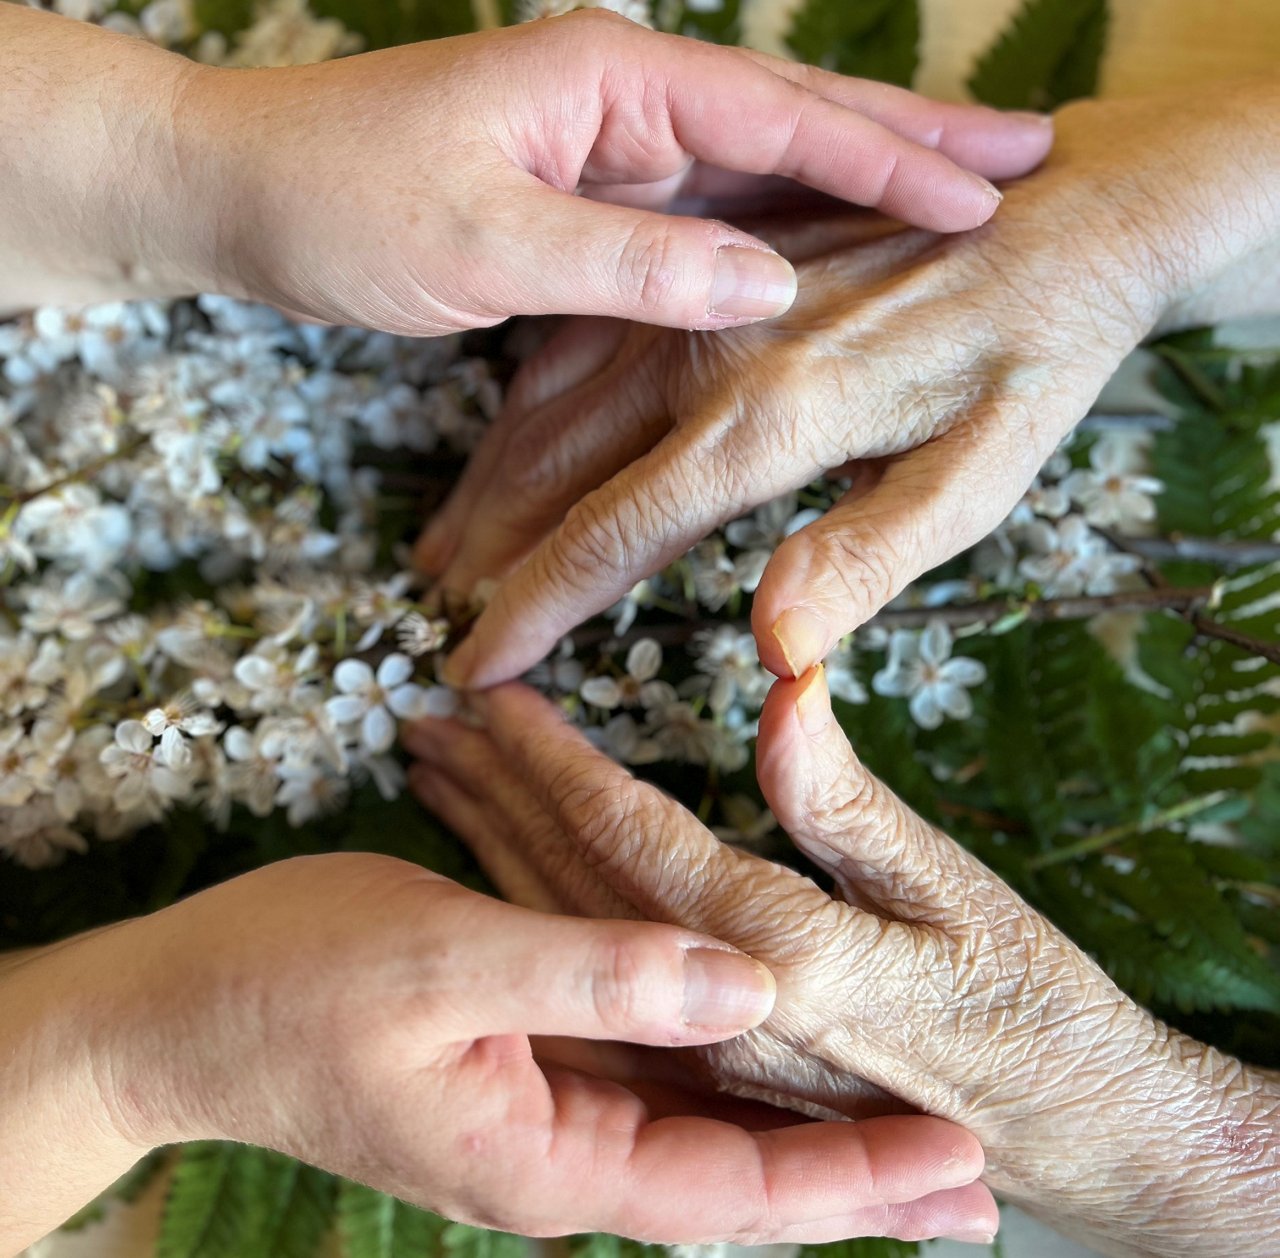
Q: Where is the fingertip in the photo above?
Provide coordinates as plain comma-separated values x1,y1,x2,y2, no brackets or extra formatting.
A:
769,606,832,679
441,635,478,689
413,525,450,576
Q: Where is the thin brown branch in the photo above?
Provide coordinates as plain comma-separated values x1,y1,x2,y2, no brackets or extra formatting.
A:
1116,535,1280,568
1188,613,1280,667
570,586,1220,654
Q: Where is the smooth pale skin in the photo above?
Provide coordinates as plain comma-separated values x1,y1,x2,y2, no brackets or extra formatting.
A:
404,675,1280,1258
0,6,1057,329
423,78,1280,687
0,857,1008,1256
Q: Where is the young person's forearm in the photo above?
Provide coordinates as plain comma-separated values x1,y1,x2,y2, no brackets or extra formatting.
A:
0,6,223,314
0,927,154,1257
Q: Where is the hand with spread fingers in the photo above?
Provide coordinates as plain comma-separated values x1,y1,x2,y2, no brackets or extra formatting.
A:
405,676,1280,1258
421,79,1280,687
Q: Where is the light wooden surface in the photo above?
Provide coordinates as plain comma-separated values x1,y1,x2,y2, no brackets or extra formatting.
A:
25,2,1280,1256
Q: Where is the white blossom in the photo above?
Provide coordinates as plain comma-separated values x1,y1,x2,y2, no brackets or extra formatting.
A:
580,639,675,711
1017,514,1142,597
325,654,447,755
872,620,987,730
1062,433,1163,531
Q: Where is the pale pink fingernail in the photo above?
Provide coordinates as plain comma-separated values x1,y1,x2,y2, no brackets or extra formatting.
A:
682,947,777,1030
943,1231,997,1246
709,246,797,320
771,606,829,678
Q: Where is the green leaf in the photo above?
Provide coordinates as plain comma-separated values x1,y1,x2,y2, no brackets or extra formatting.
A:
158,1143,270,1258
797,1239,920,1258
337,1182,445,1258
243,1159,337,1258
441,1222,528,1258
967,0,1108,109
787,0,920,87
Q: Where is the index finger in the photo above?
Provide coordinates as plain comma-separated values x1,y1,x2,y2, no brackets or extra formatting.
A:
442,417,799,688
599,29,1008,233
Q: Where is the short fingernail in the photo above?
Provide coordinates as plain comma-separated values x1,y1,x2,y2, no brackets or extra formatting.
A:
969,172,1002,212
682,947,776,1030
942,1231,997,1246
795,664,832,737
771,606,829,678
709,246,797,321
442,636,478,688
1009,110,1054,127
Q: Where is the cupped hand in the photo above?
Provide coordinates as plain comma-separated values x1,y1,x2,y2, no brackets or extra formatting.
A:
180,8,1055,335
78,852,998,1244
425,80,1280,685
405,675,1280,1256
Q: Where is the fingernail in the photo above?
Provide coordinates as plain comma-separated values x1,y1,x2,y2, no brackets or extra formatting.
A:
795,664,831,737
942,1231,996,1246
442,636,477,688
1009,110,1054,127
682,947,776,1030
970,172,1002,209
771,606,829,678
709,246,797,320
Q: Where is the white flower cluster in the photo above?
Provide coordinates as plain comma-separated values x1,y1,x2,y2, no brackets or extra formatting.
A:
974,431,1163,599
0,292,496,866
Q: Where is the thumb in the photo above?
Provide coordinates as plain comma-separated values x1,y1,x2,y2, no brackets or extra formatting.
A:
442,897,777,1046
752,427,1033,678
494,184,798,330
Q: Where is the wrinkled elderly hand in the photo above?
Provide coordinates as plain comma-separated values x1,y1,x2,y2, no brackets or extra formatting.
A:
424,79,1280,686
405,674,1280,1257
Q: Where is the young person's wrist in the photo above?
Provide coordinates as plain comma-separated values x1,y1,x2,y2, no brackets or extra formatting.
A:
0,925,161,1256
0,8,227,312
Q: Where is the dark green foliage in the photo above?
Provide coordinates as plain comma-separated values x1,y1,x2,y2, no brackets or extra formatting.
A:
195,0,475,47
0,783,481,951
337,1182,446,1258
968,0,1108,109
786,0,920,88
665,0,741,43
797,1240,920,1258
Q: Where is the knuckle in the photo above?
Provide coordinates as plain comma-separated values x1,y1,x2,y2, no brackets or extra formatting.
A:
619,223,688,320
817,519,909,615
585,931,648,1031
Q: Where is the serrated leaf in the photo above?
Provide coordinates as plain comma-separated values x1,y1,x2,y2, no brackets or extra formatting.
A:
967,0,1108,109
243,1159,337,1258
337,1182,445,1258
787,0,920,87
441,1221,527,1258
158,1143,267,1258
